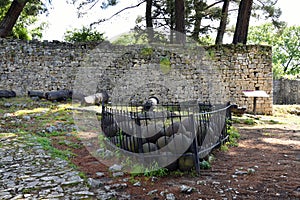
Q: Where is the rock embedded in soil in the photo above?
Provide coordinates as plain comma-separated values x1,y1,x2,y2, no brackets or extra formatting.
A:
165,193,176,200
133,181,142,187
109,164,123,172
180,185,194,194
112,171,124,177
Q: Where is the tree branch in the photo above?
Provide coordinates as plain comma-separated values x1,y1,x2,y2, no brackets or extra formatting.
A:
284,56,293,73
90,0,146,27
205,0,223,10
89,0,100,10
290,63,300,72
255,0,278,7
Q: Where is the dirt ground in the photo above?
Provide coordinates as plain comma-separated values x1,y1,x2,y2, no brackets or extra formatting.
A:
53,106,300,200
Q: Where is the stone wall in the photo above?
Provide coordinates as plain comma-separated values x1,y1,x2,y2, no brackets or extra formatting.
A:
205,45,273,114
273,79,300,104
0,39,273,114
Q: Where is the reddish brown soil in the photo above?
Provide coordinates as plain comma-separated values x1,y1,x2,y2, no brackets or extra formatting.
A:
52,119,300,200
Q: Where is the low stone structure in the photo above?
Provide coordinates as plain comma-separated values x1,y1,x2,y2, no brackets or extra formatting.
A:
0,39,273,114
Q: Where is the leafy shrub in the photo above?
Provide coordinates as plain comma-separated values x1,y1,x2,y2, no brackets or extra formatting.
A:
64,26,105,43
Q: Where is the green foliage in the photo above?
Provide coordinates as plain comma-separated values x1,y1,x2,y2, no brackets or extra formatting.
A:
143,163,168,177
206,49,216,59
221,125,240,150
251,0,285,29
243,118,256,125
198,35,215,45
276,26,300,76
112,31,148,45
123,158,168,177
248,23,278,45
170,170,185,176
35,136,75,160
64,26,105,43
160,57,171,74
78,171,88,180
248,23,300,78
0,0,47,40
22,187,38,194
268,119,280,124
227,126,240,147
220,144,229,151
145,0,223,38
200,160,211,169
140,47,153,56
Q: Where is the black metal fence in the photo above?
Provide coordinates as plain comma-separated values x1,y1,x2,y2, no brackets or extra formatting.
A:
100,102,233,174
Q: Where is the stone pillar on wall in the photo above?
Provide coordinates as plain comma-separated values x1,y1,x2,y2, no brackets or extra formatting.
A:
204,45,273,115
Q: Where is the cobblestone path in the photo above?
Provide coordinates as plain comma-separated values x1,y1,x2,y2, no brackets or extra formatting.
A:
0,134,129,200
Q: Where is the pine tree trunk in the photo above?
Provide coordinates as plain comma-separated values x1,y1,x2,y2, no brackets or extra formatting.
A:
232,0,253,44
170,4,175,44
175,0,185,44
146,0,154,42
215,0,230,44
0,0,28,38
191,0,203,42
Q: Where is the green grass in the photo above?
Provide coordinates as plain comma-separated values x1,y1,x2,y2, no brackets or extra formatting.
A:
22,187,38,194
170,170,185,177
243,118,256,125
220,144,229,151
268,119,281,124
220,125,240,151
35,136,75,160
58,139,82,149
0,97,85,179
200,160,211,169
227,126,240,147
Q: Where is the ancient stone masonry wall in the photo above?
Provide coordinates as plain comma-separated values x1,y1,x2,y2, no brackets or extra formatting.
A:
273,79,300,104
205,45,273,114
0,39,99,95
0,39,273,114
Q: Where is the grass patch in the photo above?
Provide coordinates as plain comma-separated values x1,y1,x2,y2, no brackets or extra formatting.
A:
231,117,242,124
227,126,240,147
35,136,75,160
243,118,256,125
58,139,83,149
22,187,38,194
221,126,240,151
220,144,229,151
268,119,281,124
122,158,169,177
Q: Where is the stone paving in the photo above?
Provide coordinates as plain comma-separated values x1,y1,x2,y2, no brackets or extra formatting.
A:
0,134,130,200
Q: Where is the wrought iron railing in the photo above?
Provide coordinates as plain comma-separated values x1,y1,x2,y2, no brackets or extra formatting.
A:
99,102,233,174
